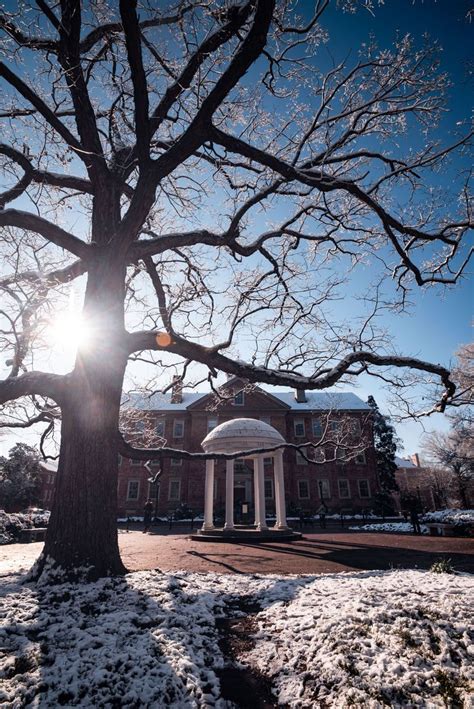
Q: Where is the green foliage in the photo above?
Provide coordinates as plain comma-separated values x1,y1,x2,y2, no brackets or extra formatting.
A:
368,396,399,493
373,490,396,516
430,558,454,574
0,443,42,511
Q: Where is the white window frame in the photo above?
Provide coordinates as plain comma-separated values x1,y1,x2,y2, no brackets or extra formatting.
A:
351,419,362,435
170,457,182,467
297,479,310,499
336,447,346,464
131,458,142,466
329,420,341,433
338,479,351,499
155,420,165,437
318,479,330,499
358,479,371,498
263,457,272,467
294,419,305,437
127,480,140,501
173,419,184,438
168,479,181,501
264,479,274,499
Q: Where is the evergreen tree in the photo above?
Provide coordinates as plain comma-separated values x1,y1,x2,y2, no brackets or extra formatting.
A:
367,396,400,494
0,444,42,511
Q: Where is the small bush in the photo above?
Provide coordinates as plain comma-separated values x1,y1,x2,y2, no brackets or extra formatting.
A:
430,558,454,574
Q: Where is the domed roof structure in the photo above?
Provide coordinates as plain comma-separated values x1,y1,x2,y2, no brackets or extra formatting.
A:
202,417,285,455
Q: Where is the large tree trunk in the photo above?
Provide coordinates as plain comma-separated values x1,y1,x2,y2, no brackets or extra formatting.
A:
34,261,129,579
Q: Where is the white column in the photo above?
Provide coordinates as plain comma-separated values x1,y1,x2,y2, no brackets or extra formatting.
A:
224,459,235,530
274,450,288,529
202,459,215,531
256,455,268,530
253,458,261,528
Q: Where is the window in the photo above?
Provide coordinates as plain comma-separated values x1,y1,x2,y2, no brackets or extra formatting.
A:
170,457,182,467
336,447,346,464
358,480,370,498
135,420,145,432
117,454,122,465
263,457,272,467
294,419,305,437
150,458,161,467
131,458,142,466
338,479,351,499
264,479,274,499
127,480,140,500
312,418,323,437
329,420,340,433
207,416,218,433
350,419,362,435
168,479,181,501
234,390,245,406
355,451,366,465
317,479,330,499
234,459,246,473
298,480,310,499
260,416,271,425
173,420,184,438
296,451,308,465
155,420,165,437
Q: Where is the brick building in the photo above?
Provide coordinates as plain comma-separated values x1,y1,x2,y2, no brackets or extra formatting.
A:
118,379,378,519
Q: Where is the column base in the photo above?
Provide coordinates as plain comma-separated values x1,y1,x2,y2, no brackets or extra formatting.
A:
256,524,268,531
201,523,215,531
223,523,235,531
274,524,290,531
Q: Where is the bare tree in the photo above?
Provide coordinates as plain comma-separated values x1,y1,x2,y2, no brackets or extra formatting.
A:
424,427,474,509
0,1,472,578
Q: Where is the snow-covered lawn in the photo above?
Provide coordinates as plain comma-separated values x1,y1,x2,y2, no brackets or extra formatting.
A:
348,521,429,534
1,559,473,708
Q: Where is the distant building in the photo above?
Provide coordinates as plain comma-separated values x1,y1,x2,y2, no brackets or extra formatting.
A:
37,460,58,509
395,455,450,512
118,379,379,518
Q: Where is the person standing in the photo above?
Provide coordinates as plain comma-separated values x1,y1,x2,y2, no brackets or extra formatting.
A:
143,499,153,533
317,503,328,529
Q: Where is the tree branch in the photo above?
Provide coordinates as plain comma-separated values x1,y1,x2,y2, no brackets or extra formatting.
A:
0,209,90,259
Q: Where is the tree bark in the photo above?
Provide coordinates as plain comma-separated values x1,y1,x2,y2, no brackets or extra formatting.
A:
33,260,128,579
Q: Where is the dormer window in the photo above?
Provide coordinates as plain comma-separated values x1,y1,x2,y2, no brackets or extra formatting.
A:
234,390,244,406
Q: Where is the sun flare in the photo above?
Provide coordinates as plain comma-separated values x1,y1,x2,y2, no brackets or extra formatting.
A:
50,312,91,352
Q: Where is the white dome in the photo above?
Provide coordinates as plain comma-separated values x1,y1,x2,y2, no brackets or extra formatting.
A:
202,417,285,455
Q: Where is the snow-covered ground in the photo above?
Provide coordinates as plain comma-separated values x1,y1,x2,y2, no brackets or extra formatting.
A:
1,555,473,707
348,521,429,534
423,509,474,525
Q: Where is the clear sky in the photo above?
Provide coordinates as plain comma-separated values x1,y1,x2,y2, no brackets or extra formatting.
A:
0,0,472,460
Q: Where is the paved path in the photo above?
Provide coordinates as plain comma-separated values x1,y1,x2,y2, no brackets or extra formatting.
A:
2,528,473,576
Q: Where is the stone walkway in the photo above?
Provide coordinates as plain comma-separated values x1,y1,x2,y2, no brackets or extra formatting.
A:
2,527,473,576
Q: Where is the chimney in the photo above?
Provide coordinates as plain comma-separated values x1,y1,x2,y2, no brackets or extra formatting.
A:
295,389,307,403
410,453,421,467
170,376,183,404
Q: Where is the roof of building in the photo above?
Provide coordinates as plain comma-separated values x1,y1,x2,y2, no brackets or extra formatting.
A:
126,388,370,412
395,456,417,469
272,391,370,411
